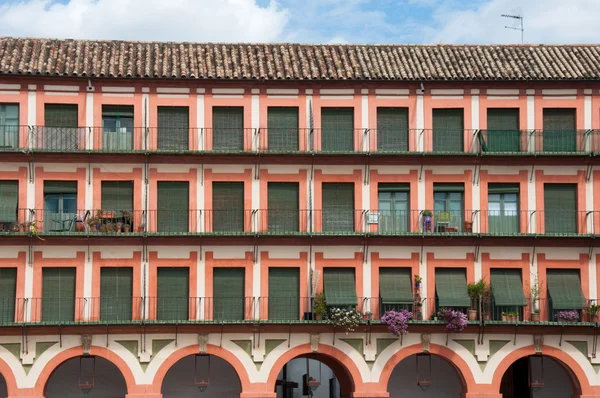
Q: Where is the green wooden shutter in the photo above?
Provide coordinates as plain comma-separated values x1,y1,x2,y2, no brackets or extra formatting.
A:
44,181,78,194
432,109,464,152
0,268,17,324
213,268,245,321
0,104,19,149
268,107,299,151
45,104,78,127
322,183,354,233
485,108,520,152
435,268,470,308
42,267,76,322
157,182,189,233
157,106,189,150
44,104,79,150
321,108,354,152
377,108,408,152
323,268,357,307
212,182,244,232
490,269,526,306
213,107,244,151
100,267,133,321
379,268,413,308
547,269,586,310
544,184,577,234
0,181,18,223
101,181,133,212
157,267,189,321
268,268,299,320
543,108,576,152
268,182,299,233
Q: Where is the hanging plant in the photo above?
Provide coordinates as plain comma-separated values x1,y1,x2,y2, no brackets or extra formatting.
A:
438,308,468,333
328,307,361,334
381,309,413,336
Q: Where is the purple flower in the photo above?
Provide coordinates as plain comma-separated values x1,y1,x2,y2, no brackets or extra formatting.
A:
381,309,413,336
438,308,468,332
557,310,579,322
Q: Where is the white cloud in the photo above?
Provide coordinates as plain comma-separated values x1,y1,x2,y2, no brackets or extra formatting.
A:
0,0,289,42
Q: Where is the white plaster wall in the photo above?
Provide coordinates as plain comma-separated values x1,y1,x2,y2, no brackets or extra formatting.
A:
387,355,461,398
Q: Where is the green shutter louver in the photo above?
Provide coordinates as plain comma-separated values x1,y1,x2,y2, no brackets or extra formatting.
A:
45,104,78,127
43,104,80,150
543,108,577,152
157,267,189,321
268,182,299,233
0,268,17,323
157,181,189,233
488,184,520,194
322,183,354,233
323,268,357,307
101,181,133,213
490,269,526,306
433,183,464,193
0,104,19,149
212,182,244,232
100,267,133,321
268,107,299,151
544,184,577,234
157,106,189,150
321,108,354,152
432,109,464,152
485,108,520,152
42,267,76,322
268,268,300,320
379,268,413,305
213,107,244,151
547,269,586,310
44,181,77,194
435,268,470,308
377,108,409,152
213,268,245,321
0,181,18,223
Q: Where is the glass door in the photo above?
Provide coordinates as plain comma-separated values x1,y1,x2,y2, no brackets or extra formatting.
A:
488,193,519,234
378,191,409,233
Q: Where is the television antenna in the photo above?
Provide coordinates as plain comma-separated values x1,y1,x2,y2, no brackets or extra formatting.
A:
501,13,524,44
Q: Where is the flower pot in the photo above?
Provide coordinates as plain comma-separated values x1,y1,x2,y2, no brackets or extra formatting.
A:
531,313,540,322
467,309,478,321
116,226,122,233
124,225,131,233
501,315,507,322
594,314,599,323
75,221,85,232
464,221,473,232
315,314,323,321
423,216,433,232
137,226,144,233
484,313,490,321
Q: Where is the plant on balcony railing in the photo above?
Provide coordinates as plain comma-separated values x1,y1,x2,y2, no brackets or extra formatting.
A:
556,310,579,323
587,304,600,323
438,307,468,333
313,292,327,321
381,309,413,336
530,273,543,322
328,307,361,334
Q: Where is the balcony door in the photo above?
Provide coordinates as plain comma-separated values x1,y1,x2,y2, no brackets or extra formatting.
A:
44,181,77,232
102,105,133,151
486,108,520,152
432,109,464,152
543,108,576,152
433,184,464,232
488,184,519,234
378,184,409,233
0,104,19,149
44,104,80,150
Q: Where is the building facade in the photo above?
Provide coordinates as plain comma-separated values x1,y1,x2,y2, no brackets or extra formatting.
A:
0,38,599,397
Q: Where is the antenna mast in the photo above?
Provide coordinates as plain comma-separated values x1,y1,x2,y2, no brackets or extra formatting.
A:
501,13,524,44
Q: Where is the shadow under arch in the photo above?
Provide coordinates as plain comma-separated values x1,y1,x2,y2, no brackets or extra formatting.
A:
267,343,365,397
0,356,17,397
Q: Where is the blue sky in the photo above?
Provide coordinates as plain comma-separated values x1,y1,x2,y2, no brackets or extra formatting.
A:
0,0,598,44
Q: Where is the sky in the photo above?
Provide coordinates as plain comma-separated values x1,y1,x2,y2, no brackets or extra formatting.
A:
0,0,599,44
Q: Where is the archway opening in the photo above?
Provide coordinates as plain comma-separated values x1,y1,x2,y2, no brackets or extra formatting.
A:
161,354,241,397
500,355,577,398
387,353,464,397
45,356,127,398
0,372,7,398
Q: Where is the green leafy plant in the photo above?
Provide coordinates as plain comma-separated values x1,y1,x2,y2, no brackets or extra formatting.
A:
467,279,486,298
313,292,327,319
414,275,422,285
422,210,433,217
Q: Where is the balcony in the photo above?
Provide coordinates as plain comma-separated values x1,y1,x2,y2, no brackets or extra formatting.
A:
479,129,595,155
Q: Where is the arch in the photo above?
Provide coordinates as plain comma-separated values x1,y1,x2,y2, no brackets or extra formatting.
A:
0,355,18,396
152,344,251,394
267,343,365,396
34,345,137,396
378,343,474,393
491,345,591,394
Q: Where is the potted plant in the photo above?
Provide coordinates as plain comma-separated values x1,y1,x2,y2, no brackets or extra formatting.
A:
588,304,600,322
422,210,433,232
364,311,373,321
501,311,507,322
313,292,327,321
104,222,115,233
381,309,413,336
414,274,422,289
86,213,101,232
464,220,473,232
137,220,146,233
438,308,468,333
481,285,492,321
467,279,486,321
557,310,579,323
116,222,123,233
328,307,361,334
123,223,131,233
530,273,542,322
416,310,423,320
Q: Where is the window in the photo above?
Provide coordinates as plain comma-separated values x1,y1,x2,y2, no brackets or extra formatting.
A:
484,108,520,152
0,104,19,149
44,181,77,232
378,183,409,234
42,267,76,322
433,184,464,232
101,181,134,231
100,267,133,321
377,108,408,152
212,182,244,232
322,183,354,233
0,268,17,323
379,268,413,313
157,267,189,321
157,182,189,233
490,269,526,321
267,107,299,151
43,104,80,150
102,105,133,151
268,268,299,320
546,269,586,320
432,109,464,152
213,107,244,151
435,268,470,312
323,268,357,309
0,181,18,232
268,182,299,233
543,108,576,152
213,268,245,321
488,184,519,234
544,184,577,234
157,106,189,150
321,108,354,152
